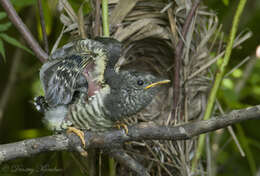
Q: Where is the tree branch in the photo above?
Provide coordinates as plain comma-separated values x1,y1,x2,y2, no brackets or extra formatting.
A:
0,0,48,62
0,105,259,164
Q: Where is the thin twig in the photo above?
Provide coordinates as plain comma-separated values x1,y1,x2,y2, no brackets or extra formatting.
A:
0,104,259,164
94,0,101,37
224,56,251,78
206,135,213,176
110,150,150,176
0,0,48,62
167,8,178,46
50,26,65,55
235,57,257,94
216,100,245,157
78,3,87,39
192,0,248,170
216,98,246,158
37,0,49,54
172,0,200,119
60,0,78,23
188,31,252,80
145,143,173,176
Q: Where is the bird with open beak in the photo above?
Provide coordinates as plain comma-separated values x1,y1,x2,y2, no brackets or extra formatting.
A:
35,37,170,147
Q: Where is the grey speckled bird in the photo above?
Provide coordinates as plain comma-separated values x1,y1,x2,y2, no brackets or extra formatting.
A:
67,70,169,131
35,37,170,134
39,38,108,108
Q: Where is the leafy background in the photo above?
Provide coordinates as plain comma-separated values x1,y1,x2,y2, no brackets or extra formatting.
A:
0,0,259,175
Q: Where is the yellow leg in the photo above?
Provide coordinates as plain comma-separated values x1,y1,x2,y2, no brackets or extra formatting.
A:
115,122,128,134
67,127,86,147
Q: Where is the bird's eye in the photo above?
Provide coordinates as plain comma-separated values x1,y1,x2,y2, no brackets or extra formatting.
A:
137,80,144,86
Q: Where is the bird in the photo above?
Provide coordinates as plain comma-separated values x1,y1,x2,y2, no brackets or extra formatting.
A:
38,38,108,109
35,37,170,147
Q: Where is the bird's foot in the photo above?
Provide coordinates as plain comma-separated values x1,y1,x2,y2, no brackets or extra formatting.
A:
67,127,86,148
115,122,128,134
33,96,49,113
75,146,88,157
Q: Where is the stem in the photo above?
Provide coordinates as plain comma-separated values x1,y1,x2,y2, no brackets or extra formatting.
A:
172,0,200,119
102,0,109,37
37,0,49,54
0,0,48,62
94,0,101,37
192,0,247,171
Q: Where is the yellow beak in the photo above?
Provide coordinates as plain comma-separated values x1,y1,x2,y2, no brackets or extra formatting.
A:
144,80,171,90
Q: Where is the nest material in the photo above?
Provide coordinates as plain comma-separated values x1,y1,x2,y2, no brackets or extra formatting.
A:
107,1,218,175
56,0,250,175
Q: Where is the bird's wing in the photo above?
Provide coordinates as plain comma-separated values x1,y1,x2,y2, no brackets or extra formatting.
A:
40,38,122,107
40,55,89,107
51,39,108,83
40,39,110,107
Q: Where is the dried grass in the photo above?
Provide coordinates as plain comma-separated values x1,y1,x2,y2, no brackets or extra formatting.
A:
55,0,251,175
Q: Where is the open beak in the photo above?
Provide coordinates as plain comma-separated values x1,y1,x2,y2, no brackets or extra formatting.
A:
144,79,171,90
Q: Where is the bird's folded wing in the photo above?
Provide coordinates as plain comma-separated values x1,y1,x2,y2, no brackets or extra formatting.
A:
40,59,75,106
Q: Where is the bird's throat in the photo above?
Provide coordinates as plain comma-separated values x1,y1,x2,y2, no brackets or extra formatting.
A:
83,62,102,97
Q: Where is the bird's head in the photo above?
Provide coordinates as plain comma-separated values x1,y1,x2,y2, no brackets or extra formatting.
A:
105,70,170,121
119,71,170,104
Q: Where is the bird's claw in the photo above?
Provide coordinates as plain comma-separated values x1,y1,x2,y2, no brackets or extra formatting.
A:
75,146,88,157
67,127,86,148
115,122,128,134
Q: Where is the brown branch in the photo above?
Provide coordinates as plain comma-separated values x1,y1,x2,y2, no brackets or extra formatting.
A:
78,4,87,39
173,0,200,118
0,0,48,62
37,0,49,54
1,104,259,164
94,0,101,37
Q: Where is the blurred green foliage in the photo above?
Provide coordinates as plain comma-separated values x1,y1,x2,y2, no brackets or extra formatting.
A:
0,12,32,61
205,1,260,175
0,0,259,175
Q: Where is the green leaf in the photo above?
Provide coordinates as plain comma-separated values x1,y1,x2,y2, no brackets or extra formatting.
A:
232,69,243,78
222,78,234,89
0,12,7,20
0,39,6,61
222,0,229,6
0,22,12,32
0,33,33,55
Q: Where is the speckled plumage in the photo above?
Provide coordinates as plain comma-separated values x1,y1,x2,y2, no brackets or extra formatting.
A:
36,37,169,132
66,71,163,131
40,39,108,107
